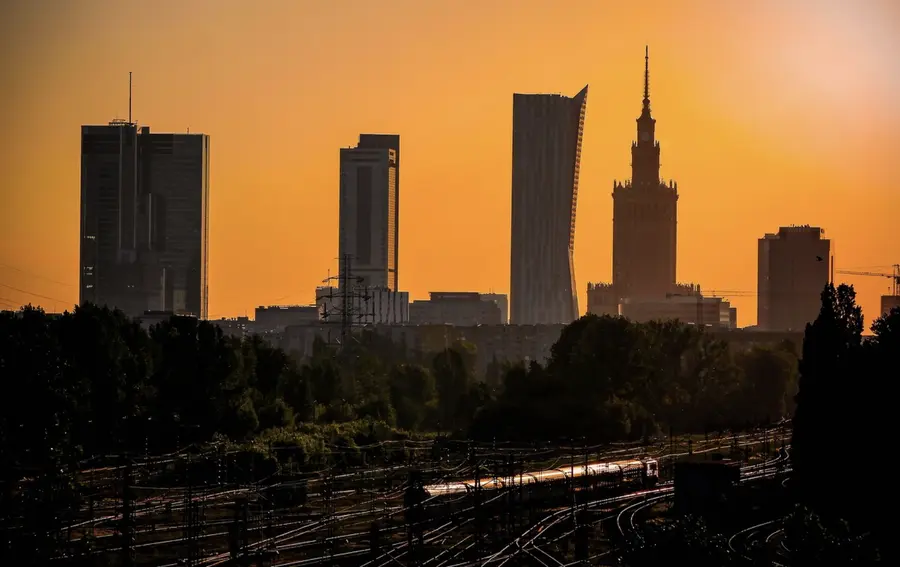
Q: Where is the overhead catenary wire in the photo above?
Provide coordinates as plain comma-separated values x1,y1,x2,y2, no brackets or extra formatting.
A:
0,282,72,307
0,261,77,288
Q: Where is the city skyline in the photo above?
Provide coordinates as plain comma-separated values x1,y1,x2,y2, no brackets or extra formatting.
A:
2,1,899,327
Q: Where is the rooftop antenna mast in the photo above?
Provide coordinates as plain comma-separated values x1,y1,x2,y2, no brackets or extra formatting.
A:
128,71,133,124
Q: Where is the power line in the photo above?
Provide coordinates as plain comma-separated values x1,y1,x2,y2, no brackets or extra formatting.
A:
0,282,71,306
0,262,76,288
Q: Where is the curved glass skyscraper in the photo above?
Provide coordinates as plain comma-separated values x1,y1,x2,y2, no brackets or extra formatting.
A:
510,85,587,325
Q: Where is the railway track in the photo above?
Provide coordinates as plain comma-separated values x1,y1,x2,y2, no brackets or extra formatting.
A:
617,449,791,541
29,427,790,566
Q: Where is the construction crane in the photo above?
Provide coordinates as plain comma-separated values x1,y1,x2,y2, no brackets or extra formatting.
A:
701,290,756,298
834,264,900,296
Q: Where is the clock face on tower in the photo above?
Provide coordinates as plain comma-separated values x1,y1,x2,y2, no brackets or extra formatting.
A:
640,131,649,142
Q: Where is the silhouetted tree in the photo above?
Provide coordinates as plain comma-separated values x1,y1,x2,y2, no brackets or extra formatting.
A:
432,344,473,433
734,346,797,425
791,283,862,511
390,364,437,431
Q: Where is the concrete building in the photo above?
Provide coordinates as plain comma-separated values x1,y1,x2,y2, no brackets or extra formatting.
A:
481,293,509,324
586,283,618,317
316,286,409,325
339,135,399,290
588,48,680,318
612,47,678,300
510,85,587,325
409,292,503,326
80,121,210,319
881,295,900,317
619,294,736,329
255,305,322,332
758,226,831,331
213,316,253,338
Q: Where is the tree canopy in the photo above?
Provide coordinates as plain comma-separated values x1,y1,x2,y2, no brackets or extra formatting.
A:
469,315,798,442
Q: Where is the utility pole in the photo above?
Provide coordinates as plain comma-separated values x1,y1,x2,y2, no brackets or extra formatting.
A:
317,254,374,352
120,456,135,567
569,437,576,525
325,469,335,565
471,444,482,559
184,454,201,567
582,438,589,508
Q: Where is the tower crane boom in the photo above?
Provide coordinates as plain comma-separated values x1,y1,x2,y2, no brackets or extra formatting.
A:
834,264,900,296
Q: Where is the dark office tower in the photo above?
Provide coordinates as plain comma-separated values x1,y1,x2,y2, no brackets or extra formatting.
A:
339,137,399,290
80,123,210,319
510,85,587,325
141,130,211,319
612,47,678,300
358,134,400,289
80,120,144,316
758,226,831,331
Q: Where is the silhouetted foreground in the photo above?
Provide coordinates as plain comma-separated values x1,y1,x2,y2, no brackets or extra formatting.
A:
1,293,892,563
790,284,894,555
619,285,895,564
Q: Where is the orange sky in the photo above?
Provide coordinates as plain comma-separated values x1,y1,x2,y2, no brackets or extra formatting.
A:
1,0,898,327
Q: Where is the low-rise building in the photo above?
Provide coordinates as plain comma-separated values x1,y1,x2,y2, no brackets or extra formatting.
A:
255,305,322,333
409,292,503,326
881,295,900,317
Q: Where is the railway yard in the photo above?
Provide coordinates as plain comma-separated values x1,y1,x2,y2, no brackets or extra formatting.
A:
12,423,799,566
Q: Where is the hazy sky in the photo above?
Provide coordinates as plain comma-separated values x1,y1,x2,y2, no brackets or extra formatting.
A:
1,0,898,326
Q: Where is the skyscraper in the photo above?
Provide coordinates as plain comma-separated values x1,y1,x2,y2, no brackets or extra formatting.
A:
612,47,678,300
758,226,831,331
338,135,399,290
80,121,143,316
80,122,210,318
141,130,210,319
509,86,587,325
358,134,400,289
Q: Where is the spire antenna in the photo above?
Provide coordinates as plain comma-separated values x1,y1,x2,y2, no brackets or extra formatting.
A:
128,71,133,124
643,46,650,110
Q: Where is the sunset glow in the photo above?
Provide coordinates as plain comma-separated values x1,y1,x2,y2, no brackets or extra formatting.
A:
1,0,898,326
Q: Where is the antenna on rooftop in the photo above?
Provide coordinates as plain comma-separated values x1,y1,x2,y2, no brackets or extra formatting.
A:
128,71,133,124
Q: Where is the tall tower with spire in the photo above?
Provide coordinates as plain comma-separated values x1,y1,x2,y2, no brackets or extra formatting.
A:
611,46,679,300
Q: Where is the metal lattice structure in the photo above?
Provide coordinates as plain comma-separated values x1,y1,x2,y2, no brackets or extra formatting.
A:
316,254,377,350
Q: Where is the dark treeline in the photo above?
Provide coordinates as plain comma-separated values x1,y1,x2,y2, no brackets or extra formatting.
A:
474,316,798,441
0,303,800,473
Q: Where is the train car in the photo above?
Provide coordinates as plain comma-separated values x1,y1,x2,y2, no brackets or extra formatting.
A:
423,457,659,497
